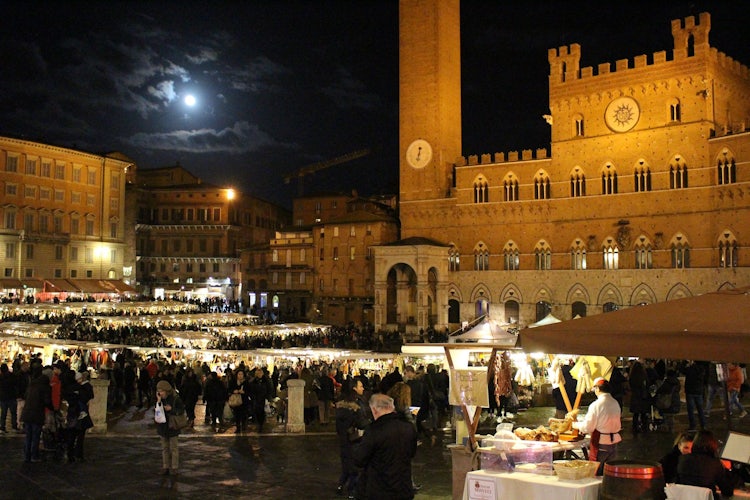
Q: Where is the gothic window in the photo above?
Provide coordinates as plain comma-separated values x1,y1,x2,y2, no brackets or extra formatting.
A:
503,241,519,270
570,239,587,270
602,237,619,270
669,155,688,189
573,114,584,137
718,231,738,268
534,240,551,270
503,174,519,201
667,98,681,122
534,170,551,200
473,175,489,203
669,233,690,268
634,162,651,192
634,235,653,269
570,168,586,197
448,245,460,272
601,164,618,194
717,150,736,185
474,242,489,271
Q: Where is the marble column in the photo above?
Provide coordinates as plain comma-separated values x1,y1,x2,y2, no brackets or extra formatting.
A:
286,379,306,433
88,378,110,434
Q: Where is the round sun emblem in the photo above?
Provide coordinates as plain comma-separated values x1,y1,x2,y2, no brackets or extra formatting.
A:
605,96,640,132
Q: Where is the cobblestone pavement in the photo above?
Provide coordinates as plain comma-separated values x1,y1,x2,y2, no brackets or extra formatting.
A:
0,402,746,499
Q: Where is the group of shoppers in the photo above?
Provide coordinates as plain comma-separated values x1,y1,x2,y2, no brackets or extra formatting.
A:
0,355,93,464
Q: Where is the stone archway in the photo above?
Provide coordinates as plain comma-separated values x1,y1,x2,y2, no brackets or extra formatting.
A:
385,263,417,328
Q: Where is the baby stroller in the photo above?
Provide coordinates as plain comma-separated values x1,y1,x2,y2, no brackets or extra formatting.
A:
649,374,681,432
42,407,67,460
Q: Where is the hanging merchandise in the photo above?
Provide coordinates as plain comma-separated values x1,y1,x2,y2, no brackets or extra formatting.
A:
493,351,513,405
514,359,535,387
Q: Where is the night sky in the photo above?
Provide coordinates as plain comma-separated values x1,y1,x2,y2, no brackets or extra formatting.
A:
2,1,749,208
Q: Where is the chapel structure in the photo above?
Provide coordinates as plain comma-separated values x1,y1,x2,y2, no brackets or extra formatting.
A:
373,0,750,335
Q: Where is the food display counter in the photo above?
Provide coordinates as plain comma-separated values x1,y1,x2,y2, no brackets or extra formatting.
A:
463,469,601,500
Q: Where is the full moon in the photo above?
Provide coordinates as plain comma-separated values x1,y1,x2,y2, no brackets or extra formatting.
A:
184,94,196,107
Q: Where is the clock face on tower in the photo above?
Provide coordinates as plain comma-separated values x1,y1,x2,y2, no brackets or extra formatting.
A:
405,139,433,169
604,96,640,132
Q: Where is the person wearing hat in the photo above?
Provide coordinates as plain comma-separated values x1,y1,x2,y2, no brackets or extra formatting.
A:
572,377,622,475
155,380,185,476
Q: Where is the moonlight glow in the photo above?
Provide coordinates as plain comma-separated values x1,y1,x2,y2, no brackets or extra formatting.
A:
184,94,196,107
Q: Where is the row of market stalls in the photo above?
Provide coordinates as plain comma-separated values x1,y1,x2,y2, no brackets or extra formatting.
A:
0,278,136,303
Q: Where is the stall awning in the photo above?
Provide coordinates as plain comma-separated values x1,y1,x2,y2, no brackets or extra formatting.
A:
44,279,79,292
104,279,136,293
0,278,22,289
20,278,45,289
68,279,112,293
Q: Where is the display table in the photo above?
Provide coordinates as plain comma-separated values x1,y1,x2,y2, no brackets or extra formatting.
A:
463,469,602,500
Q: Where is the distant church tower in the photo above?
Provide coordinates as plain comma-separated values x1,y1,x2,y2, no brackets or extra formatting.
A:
399,0,462,214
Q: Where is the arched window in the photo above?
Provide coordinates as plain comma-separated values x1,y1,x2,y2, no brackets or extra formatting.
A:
535,301,552,322
634,235,653,269
503,241,519,270
718,231,738,268
448,245,460,272
534,170,551,200
601,164,618,194
504,300,519,324
534,240,551,270
670,233,690,268
634,161,651,192
667,98,681,122
474,242,489,271
571,301,587,318
603,302,619,313
474,175,489,203
573,113,584,137
503,174,519,202
717,149,737,185
570,239,587,270
602,237,619,270
669,155,688,189
570,168,586,197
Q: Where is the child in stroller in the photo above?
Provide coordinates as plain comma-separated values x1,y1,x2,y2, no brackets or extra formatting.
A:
650,369,681,432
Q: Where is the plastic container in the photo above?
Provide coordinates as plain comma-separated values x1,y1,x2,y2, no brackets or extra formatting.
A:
480,438,556,475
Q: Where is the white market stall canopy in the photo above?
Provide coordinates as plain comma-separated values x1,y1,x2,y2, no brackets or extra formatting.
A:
449,318,518,346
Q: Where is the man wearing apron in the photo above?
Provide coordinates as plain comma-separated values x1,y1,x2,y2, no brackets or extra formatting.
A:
574,378,622,475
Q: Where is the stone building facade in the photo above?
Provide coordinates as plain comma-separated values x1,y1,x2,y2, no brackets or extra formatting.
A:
0,136,133,299
134,165,290,301
375,0,750,335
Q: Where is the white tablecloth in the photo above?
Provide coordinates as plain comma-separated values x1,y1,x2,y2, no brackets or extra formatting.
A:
463,470,602,500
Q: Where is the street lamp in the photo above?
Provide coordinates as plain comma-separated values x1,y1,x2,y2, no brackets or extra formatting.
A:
95,244,106,279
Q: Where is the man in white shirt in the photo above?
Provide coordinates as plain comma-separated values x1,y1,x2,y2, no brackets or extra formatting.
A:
573,377,622,475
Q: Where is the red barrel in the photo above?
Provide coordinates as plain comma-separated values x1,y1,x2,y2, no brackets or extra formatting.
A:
599,460,666,500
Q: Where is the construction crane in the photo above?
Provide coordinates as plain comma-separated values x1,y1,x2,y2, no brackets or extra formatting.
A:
283,148,371,197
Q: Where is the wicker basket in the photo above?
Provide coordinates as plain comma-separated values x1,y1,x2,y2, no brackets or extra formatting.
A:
553,460,599,480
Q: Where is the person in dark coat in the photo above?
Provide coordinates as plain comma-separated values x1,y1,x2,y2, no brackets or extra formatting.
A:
21,365,52,462
659,431,694,483
155,380,185,476
203,371,227,429
628,359,651,433
676,430,735,499
335,378,370,497
353,393,418,500
227,369,250,433
247,368,270,431
0,363,18,432
178,368,202,428
680,360,707,430
64,371,94,463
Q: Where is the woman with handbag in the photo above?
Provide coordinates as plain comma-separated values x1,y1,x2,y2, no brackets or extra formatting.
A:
227,370,250,434
64,370,94,463
155,380,185,476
